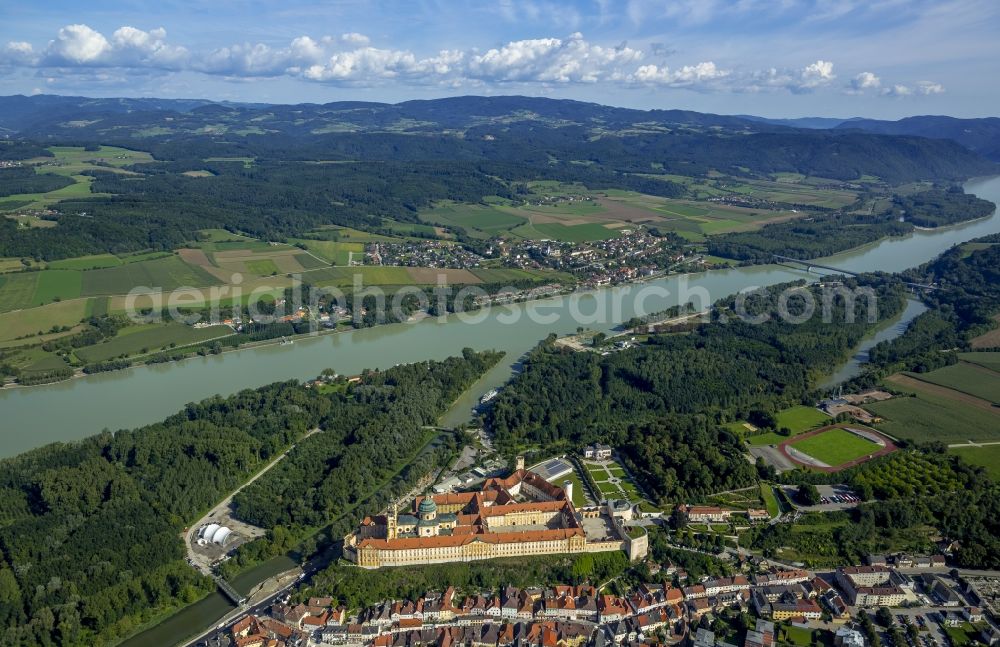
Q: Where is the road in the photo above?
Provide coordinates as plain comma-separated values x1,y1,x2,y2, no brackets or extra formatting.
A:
184,428,321,575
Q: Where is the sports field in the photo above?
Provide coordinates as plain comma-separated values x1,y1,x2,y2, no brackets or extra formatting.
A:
791,429,879,466
782,425,893,471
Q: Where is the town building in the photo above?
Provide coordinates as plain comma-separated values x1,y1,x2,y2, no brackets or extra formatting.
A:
835,566,905,607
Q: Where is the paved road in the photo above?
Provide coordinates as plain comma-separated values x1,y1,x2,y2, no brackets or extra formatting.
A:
185,428,321,575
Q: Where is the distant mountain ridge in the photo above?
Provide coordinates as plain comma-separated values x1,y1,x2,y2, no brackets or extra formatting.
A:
737,115,860,130
833,115,1000,161
0,94,995,183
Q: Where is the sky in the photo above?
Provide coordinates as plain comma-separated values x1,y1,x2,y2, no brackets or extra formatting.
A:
1,0,998,119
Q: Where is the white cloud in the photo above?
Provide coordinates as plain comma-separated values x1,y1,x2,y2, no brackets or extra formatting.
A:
47,24,111,64
736,60,837,93
340,33,370,47
630,61,728,87
0,24,945,100
466,33,642,84
883,83,913,97
916,80,944,94
848,71,881,93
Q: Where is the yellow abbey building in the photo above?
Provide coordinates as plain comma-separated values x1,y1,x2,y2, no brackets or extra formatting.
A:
344,459,646,568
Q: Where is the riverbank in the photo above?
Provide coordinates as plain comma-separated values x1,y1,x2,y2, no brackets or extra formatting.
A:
1,175,998,457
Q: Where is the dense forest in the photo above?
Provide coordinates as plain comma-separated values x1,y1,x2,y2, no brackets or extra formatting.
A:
487,279,907,502
707,187,993,263
0,166,73,197
231,349,502,537
0,351,498,647
707,212,911,262
889,186,995,227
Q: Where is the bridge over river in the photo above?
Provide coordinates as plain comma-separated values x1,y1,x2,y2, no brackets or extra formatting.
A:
772,254,939,291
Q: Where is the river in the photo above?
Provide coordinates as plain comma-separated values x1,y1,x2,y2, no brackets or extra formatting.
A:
1,176,999,458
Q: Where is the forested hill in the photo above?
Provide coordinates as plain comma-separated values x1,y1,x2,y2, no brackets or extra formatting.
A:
0,94,994,184
0,349,501,647
835,115,1000,162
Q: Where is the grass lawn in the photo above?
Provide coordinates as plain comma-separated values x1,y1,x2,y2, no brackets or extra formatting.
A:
597,482,620,496
776,405,832,433
868,392,1000,444
949,444,1000,481
761,483,781,517
904,364,1000,404
778,626,833,647
789,428,882,467
74,323,234,363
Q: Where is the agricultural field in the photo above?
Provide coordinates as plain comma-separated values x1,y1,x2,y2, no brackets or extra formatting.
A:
901,363,1000,404
79,255,219,295
959,351,1000,372
0,258,30,273
470,267,561,284
47,254,124,270
969,316,1000,349
289,238,364,265
0,298,91,342
0,272,40,312
0,146,153,211
514,221,621,242
730,176,859,209
786,427,886,468
73,323,234,363
419,202,527,238
299,265,416,287
869,374,1000,443
44,145,153,173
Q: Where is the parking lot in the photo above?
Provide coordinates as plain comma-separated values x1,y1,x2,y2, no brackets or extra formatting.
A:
781,484,862,511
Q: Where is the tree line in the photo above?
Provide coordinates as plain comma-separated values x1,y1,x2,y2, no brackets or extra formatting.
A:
0,350,500,647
